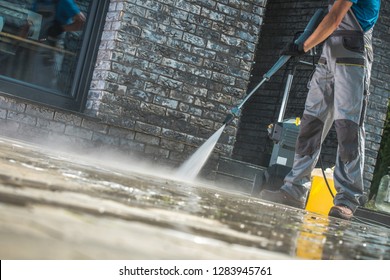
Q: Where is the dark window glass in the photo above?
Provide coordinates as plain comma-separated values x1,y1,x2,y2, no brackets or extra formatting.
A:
0,0,108,111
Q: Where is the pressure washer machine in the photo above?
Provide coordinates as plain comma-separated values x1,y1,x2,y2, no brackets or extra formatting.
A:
266,55,309,169
251,54,317,196
267,54,317,169
268,118,300,168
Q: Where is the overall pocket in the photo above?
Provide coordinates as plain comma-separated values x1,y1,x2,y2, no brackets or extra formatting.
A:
342,35,364,53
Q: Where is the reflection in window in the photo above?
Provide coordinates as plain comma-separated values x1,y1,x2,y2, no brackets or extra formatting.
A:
0,0,89,96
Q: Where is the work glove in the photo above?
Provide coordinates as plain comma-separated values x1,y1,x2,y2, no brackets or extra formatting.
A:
281,42,306,57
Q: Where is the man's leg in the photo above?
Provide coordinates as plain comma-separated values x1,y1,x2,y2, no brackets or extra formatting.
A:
329,54,368,219
329,122,365,219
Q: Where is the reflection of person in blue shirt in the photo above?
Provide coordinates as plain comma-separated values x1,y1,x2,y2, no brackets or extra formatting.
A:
47,0,86,38
29,0,86,89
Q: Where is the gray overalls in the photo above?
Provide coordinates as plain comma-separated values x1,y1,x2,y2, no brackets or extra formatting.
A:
281,0,373,212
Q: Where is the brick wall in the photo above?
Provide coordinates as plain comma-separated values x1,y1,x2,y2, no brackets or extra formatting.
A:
233,0,390,191
366,0,390,187
0,0,267,175
84,0,267,172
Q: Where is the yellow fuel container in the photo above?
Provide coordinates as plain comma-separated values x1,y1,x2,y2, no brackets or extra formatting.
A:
305,168,337,215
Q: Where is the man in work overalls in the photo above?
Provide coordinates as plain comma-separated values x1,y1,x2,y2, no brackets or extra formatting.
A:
260,0,381,220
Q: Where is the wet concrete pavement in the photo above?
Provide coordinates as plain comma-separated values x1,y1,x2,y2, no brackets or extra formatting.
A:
0,136,389,260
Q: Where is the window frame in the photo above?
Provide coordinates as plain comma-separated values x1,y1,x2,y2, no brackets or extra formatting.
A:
0,0,110,112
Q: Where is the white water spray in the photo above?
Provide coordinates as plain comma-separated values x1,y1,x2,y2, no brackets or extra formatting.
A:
176,125,226,181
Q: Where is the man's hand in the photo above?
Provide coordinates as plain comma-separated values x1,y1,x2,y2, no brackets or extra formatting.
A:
63,12,86,32
281,42,306,57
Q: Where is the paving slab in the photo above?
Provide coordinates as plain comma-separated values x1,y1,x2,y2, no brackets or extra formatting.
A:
0,136,389,260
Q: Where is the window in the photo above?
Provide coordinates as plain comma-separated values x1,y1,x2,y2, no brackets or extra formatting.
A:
0,0,108,111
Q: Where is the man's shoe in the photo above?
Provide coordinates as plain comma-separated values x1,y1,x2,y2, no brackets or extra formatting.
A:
260,189,305,209
328,205,353,220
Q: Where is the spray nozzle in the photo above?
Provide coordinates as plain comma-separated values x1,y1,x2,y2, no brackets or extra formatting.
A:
223,114,234,125
223,107,241,125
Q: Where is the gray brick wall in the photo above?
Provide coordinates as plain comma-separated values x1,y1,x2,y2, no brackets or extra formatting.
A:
0,0,268,174
85,0,267,169
233,0,390,191
366,0,390,187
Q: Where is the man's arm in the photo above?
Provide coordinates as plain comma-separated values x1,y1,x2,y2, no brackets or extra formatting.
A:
303,0,353,52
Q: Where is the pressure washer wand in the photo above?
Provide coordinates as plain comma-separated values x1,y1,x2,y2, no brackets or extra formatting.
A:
223,8,326,126
222,55,290,125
